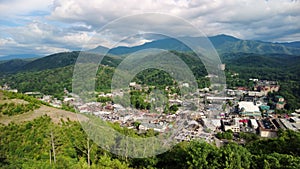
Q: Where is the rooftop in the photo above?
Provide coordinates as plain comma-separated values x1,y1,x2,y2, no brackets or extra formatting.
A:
239,101,260,113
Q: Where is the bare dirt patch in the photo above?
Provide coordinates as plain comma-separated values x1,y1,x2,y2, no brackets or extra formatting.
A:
0,105,87,125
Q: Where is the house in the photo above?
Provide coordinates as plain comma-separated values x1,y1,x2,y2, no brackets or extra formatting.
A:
129,82,136,87
63,97,75,103
41,95,52,102
181,83,190,88
139,122,167,132
8,89,18,93
249,78,259,82
275,95,285,102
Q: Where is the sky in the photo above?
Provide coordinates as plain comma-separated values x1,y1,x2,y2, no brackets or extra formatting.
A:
0,0,299,56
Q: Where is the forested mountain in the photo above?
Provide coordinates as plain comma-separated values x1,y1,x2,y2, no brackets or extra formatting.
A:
0,34,300,168
0,59,30,73
0,34,299,110
279,41,300,48
1,50,299,111
0,51,123,73
88,34,300,55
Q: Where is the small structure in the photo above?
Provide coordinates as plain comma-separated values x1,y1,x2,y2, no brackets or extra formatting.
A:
275,95,285,109
275,95,284,102
260,105,270,117
219,64,226,71
248,91,264,97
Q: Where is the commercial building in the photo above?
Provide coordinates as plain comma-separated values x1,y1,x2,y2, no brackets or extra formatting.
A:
238,101,261,117
258,119,278,137
221,118,240,132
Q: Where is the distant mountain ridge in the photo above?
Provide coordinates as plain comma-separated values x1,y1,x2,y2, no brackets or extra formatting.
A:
1,34,299,61
0,51,123,73
89,34,300,55
0,34,299,74
0,54,42,61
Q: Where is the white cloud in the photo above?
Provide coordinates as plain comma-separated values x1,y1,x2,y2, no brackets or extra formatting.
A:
0,0,53,16
48,0,300,41
0,0,299,56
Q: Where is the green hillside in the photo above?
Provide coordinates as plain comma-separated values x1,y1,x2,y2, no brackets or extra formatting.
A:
0,50,299,111
0,91,299,168
0,114,299,168
0,59,30,73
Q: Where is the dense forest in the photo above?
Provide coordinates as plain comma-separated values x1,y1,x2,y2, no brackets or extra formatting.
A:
0,115,299,169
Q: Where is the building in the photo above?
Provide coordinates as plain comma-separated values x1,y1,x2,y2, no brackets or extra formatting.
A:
248,91,264,97
275,95,285,110
201,119,221,132
238,101,261,117
219,64,226,71
275,95,285,102
253,80,280,96
221,118,240,132
284,117,300,131
258,119,278,137
260,105,270,117
249,119,259,129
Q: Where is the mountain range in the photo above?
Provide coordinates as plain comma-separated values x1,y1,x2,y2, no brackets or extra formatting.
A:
0,34,299,110
1,34,300,62
0,34,299,74
88,34,300,55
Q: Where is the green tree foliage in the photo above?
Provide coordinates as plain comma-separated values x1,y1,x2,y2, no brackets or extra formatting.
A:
169,104,179,114
216,130,234,140
219,143,251,169
0,102,40,116
130,90,151,110
97,96,112,103
0,91,41,116
0,116,300,169
238,132,259,142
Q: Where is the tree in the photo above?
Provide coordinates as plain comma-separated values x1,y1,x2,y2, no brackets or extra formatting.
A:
219,143,251,169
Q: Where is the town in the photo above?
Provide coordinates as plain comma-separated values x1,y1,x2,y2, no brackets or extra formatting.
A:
2,76,299,146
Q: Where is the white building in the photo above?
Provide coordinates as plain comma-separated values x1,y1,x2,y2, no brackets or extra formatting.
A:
250,119,259,129
238,101,261,116
222,118,240,132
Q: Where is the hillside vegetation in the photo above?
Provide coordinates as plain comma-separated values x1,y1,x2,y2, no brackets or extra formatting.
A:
0,114,300,168
0,50,299,111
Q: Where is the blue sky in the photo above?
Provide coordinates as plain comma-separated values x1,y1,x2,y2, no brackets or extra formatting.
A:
0,0,299,56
